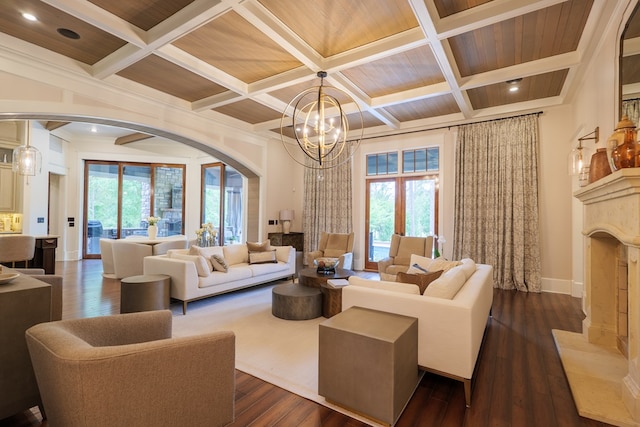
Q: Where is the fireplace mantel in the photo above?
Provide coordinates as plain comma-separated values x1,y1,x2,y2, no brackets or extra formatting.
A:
554,168,640,426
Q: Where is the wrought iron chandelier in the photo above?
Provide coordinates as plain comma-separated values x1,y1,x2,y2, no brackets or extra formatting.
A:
280,71,363,170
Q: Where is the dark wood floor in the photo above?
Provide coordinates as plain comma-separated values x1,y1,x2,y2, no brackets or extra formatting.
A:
0,260,613,427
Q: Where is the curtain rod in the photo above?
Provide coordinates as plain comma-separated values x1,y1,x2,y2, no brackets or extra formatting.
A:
353,110,544,142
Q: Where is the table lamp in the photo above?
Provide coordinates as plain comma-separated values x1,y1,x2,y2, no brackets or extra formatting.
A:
279,210,294,234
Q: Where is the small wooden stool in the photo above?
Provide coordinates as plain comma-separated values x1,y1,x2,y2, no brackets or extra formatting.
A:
272,283,322,320
120,274,170,313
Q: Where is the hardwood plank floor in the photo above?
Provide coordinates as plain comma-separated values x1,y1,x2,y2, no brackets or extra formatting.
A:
0,260,614,426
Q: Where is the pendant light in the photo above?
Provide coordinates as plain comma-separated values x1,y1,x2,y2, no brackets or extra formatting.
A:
12,120,41,176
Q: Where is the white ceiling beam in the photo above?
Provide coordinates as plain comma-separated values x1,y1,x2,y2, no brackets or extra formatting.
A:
92,0,230,79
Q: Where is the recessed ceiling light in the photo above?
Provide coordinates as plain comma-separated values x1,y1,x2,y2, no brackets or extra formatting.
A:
22,13,37,22
90,126,97,133
57,28,80,40
506,78,522,85
509,86,519,92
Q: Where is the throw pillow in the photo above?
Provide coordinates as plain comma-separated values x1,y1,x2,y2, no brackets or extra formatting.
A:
249,250,277,264
211,254,229,272
406,254,435,274
247,240,271,252
396,270,443,294
423,268,467,299
428,257,462,273
171,253,210,277
189,245,213,271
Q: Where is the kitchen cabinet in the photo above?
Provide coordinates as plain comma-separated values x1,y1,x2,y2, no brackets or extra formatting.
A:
0,165,16,212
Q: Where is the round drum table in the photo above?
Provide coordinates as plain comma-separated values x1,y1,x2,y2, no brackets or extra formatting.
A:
120,274,171,313
272,283,322,320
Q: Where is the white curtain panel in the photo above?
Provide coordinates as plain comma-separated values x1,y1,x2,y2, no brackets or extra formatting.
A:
303,153,353,264
453,114,541,292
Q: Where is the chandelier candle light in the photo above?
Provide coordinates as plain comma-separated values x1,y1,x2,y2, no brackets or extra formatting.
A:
280,210,294,234
280,71,363,170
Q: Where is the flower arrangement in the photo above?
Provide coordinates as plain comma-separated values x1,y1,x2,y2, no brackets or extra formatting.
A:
147,216,161,226
195,222,218,246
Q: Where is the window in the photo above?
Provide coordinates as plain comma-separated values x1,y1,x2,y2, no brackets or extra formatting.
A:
366,152,398,176
84,161,185,258
201,163,244,245
364,147,440,270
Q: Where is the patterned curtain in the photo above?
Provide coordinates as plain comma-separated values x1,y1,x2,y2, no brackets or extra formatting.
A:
622,99,640,127
453,114,541,292
303,153,353,264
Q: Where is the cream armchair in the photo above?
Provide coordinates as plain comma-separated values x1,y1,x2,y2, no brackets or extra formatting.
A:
26,310,236,427
378,234,434,281
306,232,354,270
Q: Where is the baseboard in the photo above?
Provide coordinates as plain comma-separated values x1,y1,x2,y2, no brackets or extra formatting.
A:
541,277,573,295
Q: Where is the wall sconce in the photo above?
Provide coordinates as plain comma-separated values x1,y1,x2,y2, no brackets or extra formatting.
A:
568,127,599,175
12,120,42,177
279,209,294,234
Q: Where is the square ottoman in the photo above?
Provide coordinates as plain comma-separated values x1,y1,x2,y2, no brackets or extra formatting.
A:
318,306,419,425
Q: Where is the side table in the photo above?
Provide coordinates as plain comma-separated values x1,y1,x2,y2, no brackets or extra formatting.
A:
120,274,171,313
298,268,353,317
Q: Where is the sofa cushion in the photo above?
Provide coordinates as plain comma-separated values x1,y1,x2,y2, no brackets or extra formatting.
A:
171,253,210,277
407,254,460,274
349,276,420,295
458,258,476,280
396,270,443,294
247,240,270,252
224,244,249,265
189,246,224,271
423,268,467,299
249,250,277,264
211,255,229,272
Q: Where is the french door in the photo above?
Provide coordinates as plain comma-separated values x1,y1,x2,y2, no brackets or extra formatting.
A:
84,161,185,258
364,176,438,270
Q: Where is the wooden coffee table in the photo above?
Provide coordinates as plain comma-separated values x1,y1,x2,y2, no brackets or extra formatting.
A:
298,268,354,317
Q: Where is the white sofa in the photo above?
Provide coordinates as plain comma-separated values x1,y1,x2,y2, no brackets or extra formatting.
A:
342,260,493,407
143,243,296,314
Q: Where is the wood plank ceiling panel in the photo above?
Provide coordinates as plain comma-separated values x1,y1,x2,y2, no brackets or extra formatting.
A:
172,10,302,84
88,0,196,31
432,0,492,18
117,54,228,102
341,45,445,98
0,0,126,65
449,0,593,77
259,0,418,57
213,99,281,124
466,69,569,109
384,94,460,121
268,79,353,105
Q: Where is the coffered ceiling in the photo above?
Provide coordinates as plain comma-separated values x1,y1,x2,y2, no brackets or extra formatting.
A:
0,0,614,141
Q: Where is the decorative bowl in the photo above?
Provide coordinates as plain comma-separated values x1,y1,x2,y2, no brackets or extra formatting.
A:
314,257,339,274
0,272,20,285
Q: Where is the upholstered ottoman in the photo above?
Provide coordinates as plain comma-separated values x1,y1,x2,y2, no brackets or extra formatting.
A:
272,283,322,320
120,274,170,313
318,306,420,425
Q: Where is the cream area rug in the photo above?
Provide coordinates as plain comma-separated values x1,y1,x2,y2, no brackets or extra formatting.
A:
170,281,384,427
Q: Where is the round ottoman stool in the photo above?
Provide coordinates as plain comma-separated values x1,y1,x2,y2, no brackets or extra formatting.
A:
272,283,322,320
120,274,171,313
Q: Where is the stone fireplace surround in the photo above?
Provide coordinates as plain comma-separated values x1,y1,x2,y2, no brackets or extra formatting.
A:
554,169,640,426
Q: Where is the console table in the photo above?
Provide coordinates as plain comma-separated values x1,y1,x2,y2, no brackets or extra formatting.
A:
268,232,304,275
33,236,58,274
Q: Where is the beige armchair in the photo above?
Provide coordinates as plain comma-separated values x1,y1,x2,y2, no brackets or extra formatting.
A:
112,240,153,279
378,234,434,281
26,310,235,427
306,232,354,270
